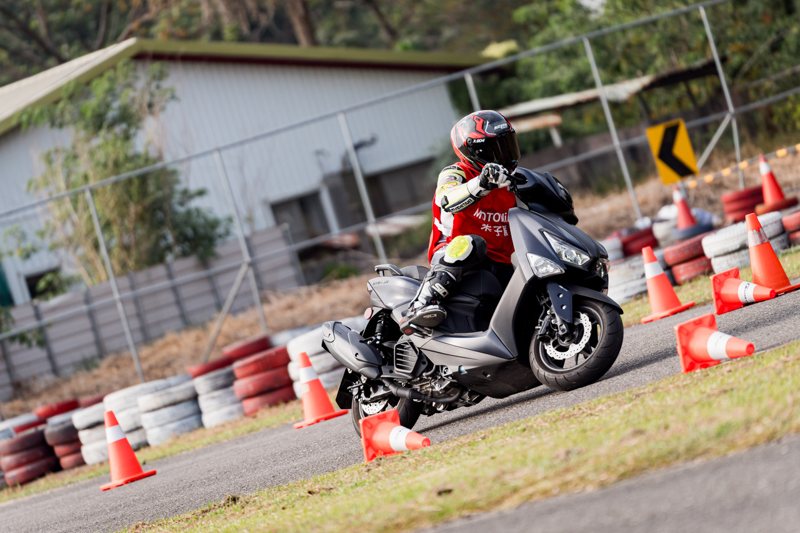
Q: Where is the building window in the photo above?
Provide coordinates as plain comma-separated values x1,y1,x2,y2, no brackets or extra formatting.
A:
271,193,330,244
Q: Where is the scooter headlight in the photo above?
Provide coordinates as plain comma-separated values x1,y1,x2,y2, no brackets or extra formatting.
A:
543,232,591,267
527,253,565,278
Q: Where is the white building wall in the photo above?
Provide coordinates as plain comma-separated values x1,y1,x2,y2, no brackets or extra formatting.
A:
0,60,459,302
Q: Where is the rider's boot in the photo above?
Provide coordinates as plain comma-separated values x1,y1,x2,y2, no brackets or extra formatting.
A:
399,266,456,333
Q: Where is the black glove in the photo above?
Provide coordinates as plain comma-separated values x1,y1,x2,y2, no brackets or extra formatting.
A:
478,163,510,190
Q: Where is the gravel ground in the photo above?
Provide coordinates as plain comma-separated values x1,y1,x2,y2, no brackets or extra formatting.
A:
1,287,798,532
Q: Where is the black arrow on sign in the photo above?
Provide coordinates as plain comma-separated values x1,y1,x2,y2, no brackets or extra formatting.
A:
658,123,695,177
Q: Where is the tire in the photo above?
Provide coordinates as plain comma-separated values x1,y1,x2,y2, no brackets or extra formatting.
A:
78,394,105,408
222,335,271,360
287,353,341,381
78,425,106,445
140,400,200,430
138,381,197,413
783,211,800,233
721,185,763,204
34,400,79,421
193,367,235,395
233,347,291,379
711,248,751,274
145,414,202,447
600,237,624,261
201,403,245,428
673,223,714,242
186,357,233,379
0,413,39,433
771,232,790,252
127,428,148,451
72,403,105,431
241,386,298,416
53,440,82,458
607,277,648,305
671,256,713,285
115,407,142,433
0,446,53,471
197,387,239,412
59,452,85,470
652,220,677,246
104,380,170,414
4,456,57,486
350,393,422,437
234,367,292,400
0,428,45,455
286,327,324,361
269,325,313,347
318,368,346,390
46,410,80,426
166,374,192,387
81,440,108,465
663,232,711,266
702,212,784,258
44,421,78,446
790,230,800,247
622,235,658,257
529,299,623,392
756,196,799,215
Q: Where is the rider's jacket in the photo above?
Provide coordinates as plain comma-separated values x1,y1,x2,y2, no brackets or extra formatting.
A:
427,161,516,265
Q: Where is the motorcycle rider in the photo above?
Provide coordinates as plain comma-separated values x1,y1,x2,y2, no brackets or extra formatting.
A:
401,110,521,333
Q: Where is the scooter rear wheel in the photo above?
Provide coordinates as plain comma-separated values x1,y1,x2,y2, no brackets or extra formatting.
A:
529,298,623,391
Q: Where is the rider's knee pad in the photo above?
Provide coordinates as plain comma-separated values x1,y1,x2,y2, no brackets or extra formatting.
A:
441,235,487,268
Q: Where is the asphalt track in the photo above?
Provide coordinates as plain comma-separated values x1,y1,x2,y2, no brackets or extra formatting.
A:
2,288,799,532
433,434,800,533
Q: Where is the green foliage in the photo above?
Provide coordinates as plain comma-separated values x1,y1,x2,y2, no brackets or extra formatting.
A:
22,60,230,285
321,262,360,280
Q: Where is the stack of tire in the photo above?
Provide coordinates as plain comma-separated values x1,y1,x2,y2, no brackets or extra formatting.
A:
140,376,202,446
607,251,669,305
0,427,11,489
662,231,713,285
784,210,800,247
286,316,367,399
619,226,658,257
73,402,108,465
702,212,787,274
600,237,624,261
721,186,763,223
191,366,239,429
44,410,84,471
0,428,58,486
232,346,293,417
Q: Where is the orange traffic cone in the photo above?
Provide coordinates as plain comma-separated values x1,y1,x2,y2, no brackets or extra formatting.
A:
359,409,430,463
100,410,156,491
746,213,800,295
293,352,348,429
711,267,776,315
756,155,798,214
673,186,697,230
641,246,695,324
675,313,755,373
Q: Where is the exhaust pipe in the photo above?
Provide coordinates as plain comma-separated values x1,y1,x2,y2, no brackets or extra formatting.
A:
321,321,382,380
383,381,462,404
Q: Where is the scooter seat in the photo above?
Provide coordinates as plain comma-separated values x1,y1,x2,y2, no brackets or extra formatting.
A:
401,265,429,281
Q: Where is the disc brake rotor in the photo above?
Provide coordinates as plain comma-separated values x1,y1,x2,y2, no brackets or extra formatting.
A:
360,398,388,415
544,312,592,361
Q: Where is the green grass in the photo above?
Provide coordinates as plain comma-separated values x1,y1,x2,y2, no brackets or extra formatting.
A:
621,245,800,326
0,399,303,505
130,340,800,533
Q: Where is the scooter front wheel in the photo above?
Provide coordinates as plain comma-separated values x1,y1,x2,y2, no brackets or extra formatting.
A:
529,298,623,391
350,393,422,437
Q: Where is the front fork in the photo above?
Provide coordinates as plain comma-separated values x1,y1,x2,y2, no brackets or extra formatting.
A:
545,282,575,337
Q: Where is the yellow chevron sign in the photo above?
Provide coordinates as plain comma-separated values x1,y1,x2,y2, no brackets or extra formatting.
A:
646,119,698,184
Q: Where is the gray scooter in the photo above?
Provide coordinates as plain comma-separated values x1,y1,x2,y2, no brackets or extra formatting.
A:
322,168,624,434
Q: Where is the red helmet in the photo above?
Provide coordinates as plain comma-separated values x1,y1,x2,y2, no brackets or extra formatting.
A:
450,110,520,172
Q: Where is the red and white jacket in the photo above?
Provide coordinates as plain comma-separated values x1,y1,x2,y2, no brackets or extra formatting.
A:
427,161,516,264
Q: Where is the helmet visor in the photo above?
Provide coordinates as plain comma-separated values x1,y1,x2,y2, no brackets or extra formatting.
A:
474,131,520,171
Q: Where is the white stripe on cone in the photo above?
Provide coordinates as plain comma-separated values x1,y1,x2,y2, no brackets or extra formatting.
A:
299,366,318,384
759,159,771,175
737,282,758,304
106,425,126,444
388,426,412,452
706,331,732,361
673,189,683,203
748,229,768,247
644,261,663,279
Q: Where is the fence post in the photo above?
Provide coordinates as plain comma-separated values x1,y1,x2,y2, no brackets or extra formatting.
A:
213,150,269,335
83,288,105,358
699,5,744,188
164,262,189,327
126,272,150,343
582,37,644,222
336,112,388,264
84,188,145,383
0,339,16,385
31,302,58,376
464,72,481,112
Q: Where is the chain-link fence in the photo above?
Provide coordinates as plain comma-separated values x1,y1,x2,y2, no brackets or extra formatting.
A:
1,0,799,399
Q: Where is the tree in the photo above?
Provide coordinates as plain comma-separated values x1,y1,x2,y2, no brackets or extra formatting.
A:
21,60,230,285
